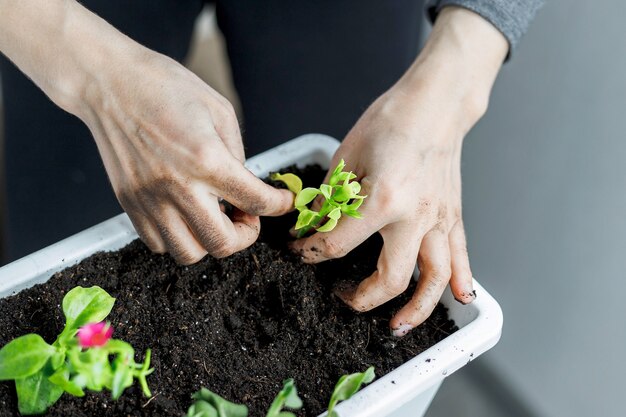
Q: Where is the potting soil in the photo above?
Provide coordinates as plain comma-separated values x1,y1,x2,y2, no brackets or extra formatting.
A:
0,165,457,417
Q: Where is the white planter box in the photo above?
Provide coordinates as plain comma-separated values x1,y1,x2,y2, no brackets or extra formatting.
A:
0,134,503,417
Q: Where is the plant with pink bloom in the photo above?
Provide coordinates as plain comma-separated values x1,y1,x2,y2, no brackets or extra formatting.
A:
77,322,113,347
0,286,153,415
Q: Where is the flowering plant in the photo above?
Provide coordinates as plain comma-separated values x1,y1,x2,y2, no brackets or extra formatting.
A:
0,286,152,415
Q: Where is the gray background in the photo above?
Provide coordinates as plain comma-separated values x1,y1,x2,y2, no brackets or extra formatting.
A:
428,0,626,416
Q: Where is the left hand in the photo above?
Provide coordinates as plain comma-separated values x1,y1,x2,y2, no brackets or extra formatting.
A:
292,6,508,336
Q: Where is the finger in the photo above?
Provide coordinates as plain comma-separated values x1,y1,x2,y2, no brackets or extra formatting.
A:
153,206,208,265
229,208,262,252
449,220,476,304
290,193,383,263
126,212,166,254
214,106,245,163
213,155,294,217
390,228,452,336
335,224,421,312
175,191,260,258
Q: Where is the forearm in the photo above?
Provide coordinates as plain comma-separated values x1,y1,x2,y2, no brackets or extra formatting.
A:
394,6,508,136
0,0,137,116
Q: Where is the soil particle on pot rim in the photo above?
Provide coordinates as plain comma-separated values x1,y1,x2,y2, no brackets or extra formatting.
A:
0,165,457,417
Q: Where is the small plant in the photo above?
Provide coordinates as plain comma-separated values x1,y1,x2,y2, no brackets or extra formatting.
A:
265,379,303,417
187,379,302,417
186,387,248,417
186,368,374,417
327,367,375,417
272,159,367,238
0,286,153,415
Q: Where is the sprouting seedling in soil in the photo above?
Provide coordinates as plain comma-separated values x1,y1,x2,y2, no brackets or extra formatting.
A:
271,159,367,238
326,367,375,417
265,379,303,417
0,286,153,415
186,388,249,417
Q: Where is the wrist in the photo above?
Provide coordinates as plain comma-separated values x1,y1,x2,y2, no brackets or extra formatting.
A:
0,0,142,119
394,6,508,132
57,2,144,119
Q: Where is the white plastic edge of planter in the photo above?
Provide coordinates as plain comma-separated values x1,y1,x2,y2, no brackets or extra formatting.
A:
0,133,502,417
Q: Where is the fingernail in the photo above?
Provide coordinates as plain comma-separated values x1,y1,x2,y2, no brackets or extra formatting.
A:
392,324,413,337
454,288,477,305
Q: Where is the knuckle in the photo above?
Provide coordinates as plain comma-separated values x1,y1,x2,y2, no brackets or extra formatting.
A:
192,144,219,174
198,229,235,259
428,264,452,282
320,237,348,258
214,101,239,127
380,274,409,298
372,183,416,220
252,193,272,214
174,251,205,265
211,241,237,259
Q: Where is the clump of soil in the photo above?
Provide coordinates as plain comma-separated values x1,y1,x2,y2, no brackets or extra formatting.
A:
0,165,457,417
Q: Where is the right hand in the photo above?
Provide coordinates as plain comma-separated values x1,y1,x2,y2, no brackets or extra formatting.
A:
78,50,294,264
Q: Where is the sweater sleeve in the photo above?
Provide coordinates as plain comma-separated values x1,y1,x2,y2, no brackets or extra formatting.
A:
426,0,544,57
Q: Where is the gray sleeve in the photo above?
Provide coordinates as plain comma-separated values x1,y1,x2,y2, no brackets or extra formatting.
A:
426,0,544,57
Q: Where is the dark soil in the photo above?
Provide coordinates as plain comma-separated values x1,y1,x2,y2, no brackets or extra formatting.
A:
0,165,457,417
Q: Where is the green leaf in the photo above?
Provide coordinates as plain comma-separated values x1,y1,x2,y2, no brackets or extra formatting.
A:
295,209,319,230
316,218,338,233
332,186,351,202
327,367,375,417
16,369,64,415
294,188,320,208
319,184,333,200
346,196,366,211
62,286,115,330
188,401,219,417
110,365,133,400
327,207,342,220
0,334,56,380
190,388,248,417
342,210,362,219
48,368,85,397
348,182,361,196
271,173,302,195
50,351,65,371
266,379,303,417
328,159,346,186
336,171,356,183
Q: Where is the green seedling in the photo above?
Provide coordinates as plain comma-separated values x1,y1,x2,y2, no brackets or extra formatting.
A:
266,379,303,417
0,286,153,415
187,379,302,417
272,159,367,238
187,388,249,417
327,367,375,417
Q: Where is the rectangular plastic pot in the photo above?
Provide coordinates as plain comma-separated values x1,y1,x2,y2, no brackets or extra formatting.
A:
0,134,503,417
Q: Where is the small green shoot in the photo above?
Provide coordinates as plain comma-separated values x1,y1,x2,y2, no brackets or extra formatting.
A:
266,379,303,417
271,160,367,238
327,367,375,417
0,286,153,415
186,388,249,417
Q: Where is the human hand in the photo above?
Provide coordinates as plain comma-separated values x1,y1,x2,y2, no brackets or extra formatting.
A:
292,7,508,336
83,51,293,264
0,1,293,264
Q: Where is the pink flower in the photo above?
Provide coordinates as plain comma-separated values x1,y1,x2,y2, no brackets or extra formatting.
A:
77,322,113,348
